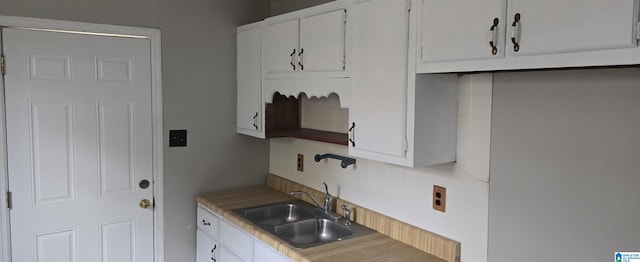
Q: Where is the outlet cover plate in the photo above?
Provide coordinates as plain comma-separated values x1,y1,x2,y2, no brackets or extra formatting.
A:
433,185,446,212
297,154,304,172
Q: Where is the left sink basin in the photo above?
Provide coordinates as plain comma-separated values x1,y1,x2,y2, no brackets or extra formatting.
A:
239,202,315,226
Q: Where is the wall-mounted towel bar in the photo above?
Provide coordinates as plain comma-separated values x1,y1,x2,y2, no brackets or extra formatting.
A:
314,153,356,168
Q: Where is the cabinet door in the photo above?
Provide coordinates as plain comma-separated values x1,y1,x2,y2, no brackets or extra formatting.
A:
196,230,218,262
350,0,409,157
300,9,347,73
253,240,291,262
507,0,639,56
219,246,244,262
219,220,254,262
263,19,300,75
421,0,506,62
237,25,264,137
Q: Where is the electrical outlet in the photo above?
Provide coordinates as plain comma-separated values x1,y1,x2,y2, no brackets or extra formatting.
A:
433,185,446,213
297,154,304,172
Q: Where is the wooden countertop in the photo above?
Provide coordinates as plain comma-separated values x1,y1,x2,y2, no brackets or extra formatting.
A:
197,186,446,262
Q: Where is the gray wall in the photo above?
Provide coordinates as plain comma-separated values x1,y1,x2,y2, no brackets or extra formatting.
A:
0,1,271,261
270,0,334,15
489,68,640,261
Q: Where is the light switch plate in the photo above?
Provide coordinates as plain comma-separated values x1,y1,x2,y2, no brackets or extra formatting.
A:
169,130,187,147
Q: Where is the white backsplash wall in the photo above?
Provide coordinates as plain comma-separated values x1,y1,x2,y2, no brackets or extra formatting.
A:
270,74,492,262
300,94,349,134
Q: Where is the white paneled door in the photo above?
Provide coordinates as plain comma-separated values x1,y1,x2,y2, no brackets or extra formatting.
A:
3,28,154,262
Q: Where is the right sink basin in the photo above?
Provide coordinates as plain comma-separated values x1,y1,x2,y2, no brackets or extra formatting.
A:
274,218,354,248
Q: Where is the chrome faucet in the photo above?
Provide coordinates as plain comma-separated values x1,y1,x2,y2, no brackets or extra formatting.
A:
290,182,338,220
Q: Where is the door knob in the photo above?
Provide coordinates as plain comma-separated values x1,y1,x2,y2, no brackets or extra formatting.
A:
139,199,151,209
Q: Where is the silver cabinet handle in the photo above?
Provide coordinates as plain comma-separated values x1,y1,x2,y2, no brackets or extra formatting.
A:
489,18,499,55
298,48,304,71
348,122,356,147
290,49,297,70
252,112,259,130
510,13,521,52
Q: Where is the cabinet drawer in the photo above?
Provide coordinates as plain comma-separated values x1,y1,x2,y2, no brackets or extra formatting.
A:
220,219,254,262
197,205,219,239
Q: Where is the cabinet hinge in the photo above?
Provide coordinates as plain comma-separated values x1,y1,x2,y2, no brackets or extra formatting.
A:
637,22,640,41
343,9,347,24
7,191,12,209
342,56,346,70
403,139,409,153
1,53,6,76
408,0,412,12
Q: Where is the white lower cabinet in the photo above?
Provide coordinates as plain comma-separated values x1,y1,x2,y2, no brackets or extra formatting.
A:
219,246,245,262
197,230,218,262
196,204,292,262
219,220,254,262
254,240,292,262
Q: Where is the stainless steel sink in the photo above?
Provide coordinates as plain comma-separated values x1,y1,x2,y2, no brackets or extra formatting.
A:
274,219,354,248
241,203,315,226
233,200,375,249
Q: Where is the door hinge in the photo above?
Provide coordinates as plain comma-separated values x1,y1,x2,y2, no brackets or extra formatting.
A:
636,22,640,41
1,53,6,76
408,0,412,12
7,191,12,209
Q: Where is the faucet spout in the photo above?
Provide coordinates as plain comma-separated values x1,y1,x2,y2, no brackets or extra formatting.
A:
290,182,339,221
290,191,323,209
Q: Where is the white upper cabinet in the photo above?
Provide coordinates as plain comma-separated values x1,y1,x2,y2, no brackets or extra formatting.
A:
263,3,348,79
350,0,408,158
420,0,506,63
350,0,457,167
506,0,638,57
262,1,351,107
264,19,300,75
300,9,347,73
418,0,640,73
237,22,265,138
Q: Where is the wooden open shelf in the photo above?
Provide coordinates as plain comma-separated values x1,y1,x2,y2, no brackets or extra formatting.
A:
265,93,348,146
267,128,348,146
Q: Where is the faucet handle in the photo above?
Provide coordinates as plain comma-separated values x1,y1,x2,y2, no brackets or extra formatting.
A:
341,204,351,226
